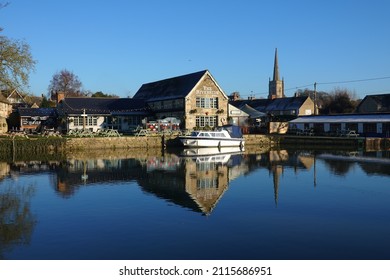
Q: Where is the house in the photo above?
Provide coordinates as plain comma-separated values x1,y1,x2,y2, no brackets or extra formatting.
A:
15,108,57,132
0,117,7,134
289,113,390,137
230,96,315,118
1,89,27,109
56,97,149,133
355,93,390,113
0,94,12,119
133,70,229,130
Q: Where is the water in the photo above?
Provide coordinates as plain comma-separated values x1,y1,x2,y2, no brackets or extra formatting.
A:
0,148,389,260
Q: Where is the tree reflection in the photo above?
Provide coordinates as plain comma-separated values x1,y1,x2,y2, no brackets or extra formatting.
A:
322,159,354,176
0,184,36,259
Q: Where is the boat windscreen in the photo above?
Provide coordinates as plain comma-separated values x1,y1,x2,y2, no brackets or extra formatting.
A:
223,125,243,138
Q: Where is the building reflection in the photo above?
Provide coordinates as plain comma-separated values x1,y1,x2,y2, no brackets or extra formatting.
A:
1,149,389,215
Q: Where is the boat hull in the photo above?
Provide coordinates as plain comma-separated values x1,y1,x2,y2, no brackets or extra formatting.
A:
179,136,244,148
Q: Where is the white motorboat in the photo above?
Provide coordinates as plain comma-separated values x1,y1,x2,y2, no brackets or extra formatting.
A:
180,147,244,165
179,125,244,148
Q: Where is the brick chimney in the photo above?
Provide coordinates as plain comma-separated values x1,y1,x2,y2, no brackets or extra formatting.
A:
57,91,65,104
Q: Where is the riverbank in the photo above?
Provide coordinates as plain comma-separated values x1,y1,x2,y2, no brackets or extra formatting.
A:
274,135,390,150
0,134,388,160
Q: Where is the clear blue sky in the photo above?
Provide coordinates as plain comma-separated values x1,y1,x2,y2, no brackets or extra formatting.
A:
1,0,389,99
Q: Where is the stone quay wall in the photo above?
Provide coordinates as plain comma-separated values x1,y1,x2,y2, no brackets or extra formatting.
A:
65,134,274,151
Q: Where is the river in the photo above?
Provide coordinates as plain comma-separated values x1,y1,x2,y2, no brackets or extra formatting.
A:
0,147,389,260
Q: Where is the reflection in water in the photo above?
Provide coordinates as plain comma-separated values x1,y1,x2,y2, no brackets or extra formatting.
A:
1,148,390,260
0,184,36,259
0,149,389,216
318,151,390,176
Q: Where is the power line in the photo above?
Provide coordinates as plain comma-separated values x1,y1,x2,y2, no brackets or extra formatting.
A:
231,75,390,97
281,76,390,93
317,76,390,85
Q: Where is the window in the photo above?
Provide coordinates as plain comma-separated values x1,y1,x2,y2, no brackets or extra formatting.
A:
73,117,82,126
346,123,358,131
73,116,98,126
363,123,376,133
87,117,98,126
195,116,217,128
197,178,217,189
196,97,218,109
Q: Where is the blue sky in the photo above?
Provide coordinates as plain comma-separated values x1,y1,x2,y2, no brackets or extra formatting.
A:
1,0,389,99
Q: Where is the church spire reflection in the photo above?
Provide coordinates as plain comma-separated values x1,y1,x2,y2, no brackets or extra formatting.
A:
2,149,389,217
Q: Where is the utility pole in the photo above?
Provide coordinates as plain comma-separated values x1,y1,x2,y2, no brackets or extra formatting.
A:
314,82,317,115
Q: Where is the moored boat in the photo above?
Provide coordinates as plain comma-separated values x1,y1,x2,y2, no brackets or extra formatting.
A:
179,125,244,148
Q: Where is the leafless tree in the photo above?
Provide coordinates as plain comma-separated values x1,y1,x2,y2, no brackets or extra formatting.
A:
0,2,36,90
48,69,84,99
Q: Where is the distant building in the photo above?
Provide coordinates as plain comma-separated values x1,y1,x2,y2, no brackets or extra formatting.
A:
290,113,390,137
16,108,57,132
0,95,12,119
356,93,390,113
1,89,27,109
230,96,315,118
268,48,285,99
57,97,148,133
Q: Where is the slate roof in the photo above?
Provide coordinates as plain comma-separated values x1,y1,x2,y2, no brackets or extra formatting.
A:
133,70,208,101
57,97,148,115
290,113,390,123
356,93,390,112
18,107,57,117
230,96,310,113
239,104,266,118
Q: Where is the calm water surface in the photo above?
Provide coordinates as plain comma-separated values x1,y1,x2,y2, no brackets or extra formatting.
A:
1,148,389,260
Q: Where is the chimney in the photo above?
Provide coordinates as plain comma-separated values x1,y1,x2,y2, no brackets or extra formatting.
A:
57,91,65,104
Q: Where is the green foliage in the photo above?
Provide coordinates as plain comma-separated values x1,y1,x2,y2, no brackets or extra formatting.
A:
40,96,52,108
91,91,119,98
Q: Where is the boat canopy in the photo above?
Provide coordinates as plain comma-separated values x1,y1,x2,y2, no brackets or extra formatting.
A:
222,125,243,138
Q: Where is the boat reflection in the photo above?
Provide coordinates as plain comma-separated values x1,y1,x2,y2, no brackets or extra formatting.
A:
0,149,389,216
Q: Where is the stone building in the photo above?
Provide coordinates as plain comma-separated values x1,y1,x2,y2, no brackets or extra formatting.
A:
355,93,390,113
0,95,12,119
133,70,229,130
230,96,315,118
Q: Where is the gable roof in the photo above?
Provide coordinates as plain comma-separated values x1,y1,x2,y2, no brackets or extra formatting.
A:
0,94,11,104
57,97,148,115
239,104,266,118
2,89,26,104
133,70,226,102
357,93,390,112
230,96,310,113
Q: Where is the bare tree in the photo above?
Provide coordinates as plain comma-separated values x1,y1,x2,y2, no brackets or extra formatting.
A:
48,69,83,99
0,3,36,90
320,88,358,114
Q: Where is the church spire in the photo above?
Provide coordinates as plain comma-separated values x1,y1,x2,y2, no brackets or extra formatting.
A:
273,48,280,81
268,48,284,99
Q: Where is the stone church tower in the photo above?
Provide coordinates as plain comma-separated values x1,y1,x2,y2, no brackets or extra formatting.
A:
268,48,285,99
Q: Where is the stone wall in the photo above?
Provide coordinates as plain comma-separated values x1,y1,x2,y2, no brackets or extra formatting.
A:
0,134,275,155
66,134,274,151
65,136,165,151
